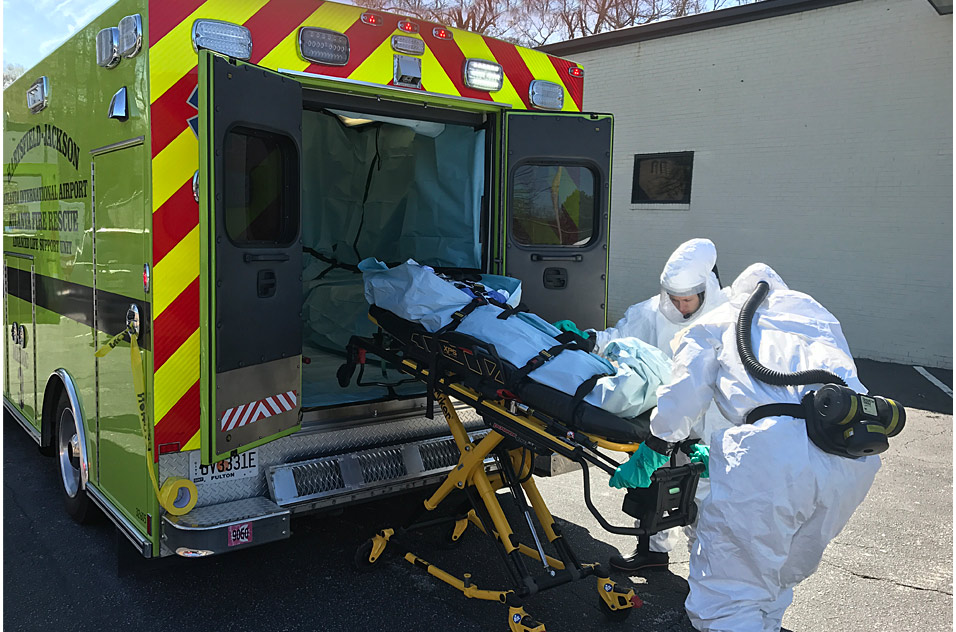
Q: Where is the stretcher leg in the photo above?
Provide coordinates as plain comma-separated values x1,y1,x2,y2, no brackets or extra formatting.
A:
352,385,643,629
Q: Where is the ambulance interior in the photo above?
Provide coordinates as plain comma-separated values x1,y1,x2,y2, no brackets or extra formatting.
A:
298,104,489,410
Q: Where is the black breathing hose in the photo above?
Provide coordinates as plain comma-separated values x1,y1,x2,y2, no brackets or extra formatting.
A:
736,281,847,387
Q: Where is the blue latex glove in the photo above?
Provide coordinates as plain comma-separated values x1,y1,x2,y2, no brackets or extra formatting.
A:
553,319,589,339
609,442,670,488
687,443,710,478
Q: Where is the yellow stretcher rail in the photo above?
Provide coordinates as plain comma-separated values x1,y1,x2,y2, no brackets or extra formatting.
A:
343,321,702,630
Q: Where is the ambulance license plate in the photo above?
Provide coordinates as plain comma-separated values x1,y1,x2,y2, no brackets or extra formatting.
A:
189,449,259,485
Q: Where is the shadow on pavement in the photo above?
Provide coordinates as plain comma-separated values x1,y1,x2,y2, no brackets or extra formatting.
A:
856,359,952,414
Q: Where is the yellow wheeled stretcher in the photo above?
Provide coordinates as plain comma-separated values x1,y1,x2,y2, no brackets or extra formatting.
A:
337,306,704,631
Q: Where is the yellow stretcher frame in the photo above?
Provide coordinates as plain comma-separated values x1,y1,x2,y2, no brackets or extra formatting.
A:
351,352,646,631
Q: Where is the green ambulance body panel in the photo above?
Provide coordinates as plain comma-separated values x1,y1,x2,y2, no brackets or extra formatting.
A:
3,0,157,550
4,0,612,560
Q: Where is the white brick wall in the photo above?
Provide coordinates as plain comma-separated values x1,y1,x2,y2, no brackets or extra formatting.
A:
576,0,953,368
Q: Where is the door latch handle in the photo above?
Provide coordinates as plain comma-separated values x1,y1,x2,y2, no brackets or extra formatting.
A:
257,270,278,298
531,253,583,263
244,253,290,263
126,304,140,336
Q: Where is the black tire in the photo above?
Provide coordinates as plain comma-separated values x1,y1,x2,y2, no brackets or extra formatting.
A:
54,391,93,523
353,538,379,572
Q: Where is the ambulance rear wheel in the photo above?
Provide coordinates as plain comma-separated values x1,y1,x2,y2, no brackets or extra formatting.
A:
55,392,92,523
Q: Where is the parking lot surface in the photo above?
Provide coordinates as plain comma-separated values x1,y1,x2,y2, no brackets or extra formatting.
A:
4,360,952,631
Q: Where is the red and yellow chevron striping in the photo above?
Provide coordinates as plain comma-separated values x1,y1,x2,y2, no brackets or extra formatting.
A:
148,0,584,454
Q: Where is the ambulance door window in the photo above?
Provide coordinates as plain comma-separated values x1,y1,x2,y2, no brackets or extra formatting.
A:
510,164,596,247
223,127,297,246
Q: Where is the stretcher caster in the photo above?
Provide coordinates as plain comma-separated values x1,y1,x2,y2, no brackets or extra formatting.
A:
596,577,641,622
354,528,393,572
508,606,545,632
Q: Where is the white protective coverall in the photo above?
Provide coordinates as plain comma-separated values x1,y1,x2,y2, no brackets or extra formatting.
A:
593,238,733,554
650,263,881,632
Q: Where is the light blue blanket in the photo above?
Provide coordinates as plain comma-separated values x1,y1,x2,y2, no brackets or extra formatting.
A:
360,259,671,418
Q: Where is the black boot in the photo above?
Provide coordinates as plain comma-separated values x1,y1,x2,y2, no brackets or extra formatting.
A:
609,538,669,573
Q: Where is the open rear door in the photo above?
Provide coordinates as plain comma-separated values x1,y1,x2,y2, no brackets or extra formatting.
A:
502,112,612,330
199,52,303,463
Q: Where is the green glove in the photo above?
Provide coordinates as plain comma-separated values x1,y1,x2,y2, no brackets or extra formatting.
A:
687,443,710,478
609,442,670,489
553,319,589,339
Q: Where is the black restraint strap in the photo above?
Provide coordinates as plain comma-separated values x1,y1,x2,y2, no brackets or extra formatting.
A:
513,341,588,382
565,372,611,420
490,301,530,320
436,297,486,335
745,402,805,425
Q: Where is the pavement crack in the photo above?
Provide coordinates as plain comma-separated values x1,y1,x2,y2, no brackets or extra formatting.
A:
823,560,953,596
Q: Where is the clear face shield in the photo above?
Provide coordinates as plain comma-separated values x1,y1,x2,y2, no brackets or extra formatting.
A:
658,281,706,324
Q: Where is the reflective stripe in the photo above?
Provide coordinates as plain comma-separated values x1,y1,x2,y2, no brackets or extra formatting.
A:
152,129,197,212
154,329,201,422
153,227,199,319
149,0,271,103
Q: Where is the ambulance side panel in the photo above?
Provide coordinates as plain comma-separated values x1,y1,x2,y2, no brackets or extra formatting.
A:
3,0,157,551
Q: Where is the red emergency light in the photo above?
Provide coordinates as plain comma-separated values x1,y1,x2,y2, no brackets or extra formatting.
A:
569,66,584,78
398,20,419,33
432,27,453,40
361,12,383,26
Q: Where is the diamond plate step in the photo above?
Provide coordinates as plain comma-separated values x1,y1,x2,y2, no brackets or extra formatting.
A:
268,431,489,509
162,497,290,557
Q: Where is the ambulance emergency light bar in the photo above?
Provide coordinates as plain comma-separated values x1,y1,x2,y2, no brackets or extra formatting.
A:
96,14,144,69
191,19,253,61
529,79,564,110
298,27,350,66
118,14,143,58
463,59,503,92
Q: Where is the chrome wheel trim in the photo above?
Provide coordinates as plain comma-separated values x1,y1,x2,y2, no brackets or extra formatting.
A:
57,407,82,498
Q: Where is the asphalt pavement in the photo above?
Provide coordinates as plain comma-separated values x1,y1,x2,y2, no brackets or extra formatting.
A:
3,359,952,631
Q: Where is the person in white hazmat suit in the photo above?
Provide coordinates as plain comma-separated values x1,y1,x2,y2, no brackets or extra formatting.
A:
610,263,881,632
559,238,734,572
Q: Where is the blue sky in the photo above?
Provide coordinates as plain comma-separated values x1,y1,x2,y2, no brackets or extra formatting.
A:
4,0,118,71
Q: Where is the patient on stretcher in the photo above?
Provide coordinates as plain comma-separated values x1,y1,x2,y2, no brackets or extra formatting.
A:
359,258,672,427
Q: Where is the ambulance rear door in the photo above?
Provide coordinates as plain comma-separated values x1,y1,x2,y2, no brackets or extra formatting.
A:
501,111,613,330
198,51,303,463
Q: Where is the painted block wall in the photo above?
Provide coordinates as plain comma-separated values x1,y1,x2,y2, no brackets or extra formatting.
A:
576,0,952,368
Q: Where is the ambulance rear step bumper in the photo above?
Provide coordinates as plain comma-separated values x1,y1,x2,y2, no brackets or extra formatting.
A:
162,497,290,557
267,430,492,512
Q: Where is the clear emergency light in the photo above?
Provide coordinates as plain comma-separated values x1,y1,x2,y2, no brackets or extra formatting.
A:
529,80,564,110
463,59,503,92
391,35,424,56
191,19,253,61
26,77,49,113
96,27,121,68
118,14,143,58
298,27,350,66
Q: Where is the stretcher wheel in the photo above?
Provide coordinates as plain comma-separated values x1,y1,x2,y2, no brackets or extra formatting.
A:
598,593,633,622
598,595,635,622
353,539,379,572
